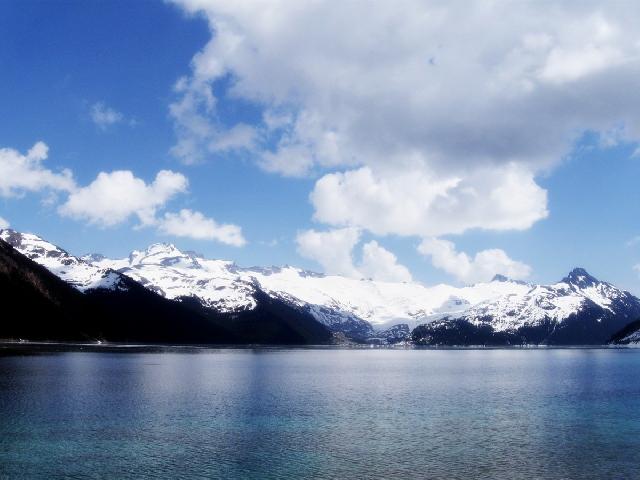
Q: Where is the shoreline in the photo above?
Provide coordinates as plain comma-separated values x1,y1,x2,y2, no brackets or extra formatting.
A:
0,339,635,353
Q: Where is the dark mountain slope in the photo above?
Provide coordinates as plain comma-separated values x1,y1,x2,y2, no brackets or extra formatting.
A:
0,239,238,343
412,269,640,346
609,319,640,344
0,237,92,341
0,240,331,345
177,289,333,345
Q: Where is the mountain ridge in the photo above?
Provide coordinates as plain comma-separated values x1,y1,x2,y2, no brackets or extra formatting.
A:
0,232,333,345
2,228,639,346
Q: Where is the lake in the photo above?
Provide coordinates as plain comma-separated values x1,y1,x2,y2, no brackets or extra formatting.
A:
1,346,639,479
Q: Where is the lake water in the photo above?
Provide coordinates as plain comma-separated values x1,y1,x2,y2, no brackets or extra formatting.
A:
1,347,639,479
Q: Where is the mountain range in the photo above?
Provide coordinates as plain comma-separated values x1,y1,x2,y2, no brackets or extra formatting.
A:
1,228,639,346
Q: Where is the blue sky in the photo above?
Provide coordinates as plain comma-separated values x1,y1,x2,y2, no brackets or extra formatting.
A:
1,1,639,293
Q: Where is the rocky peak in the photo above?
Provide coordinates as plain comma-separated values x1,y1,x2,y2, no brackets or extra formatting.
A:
491,274,510,282
0,228,23,248
562,268,599,288
0,229,80,265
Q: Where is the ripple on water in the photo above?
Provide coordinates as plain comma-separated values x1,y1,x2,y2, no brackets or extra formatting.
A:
0,348,639,479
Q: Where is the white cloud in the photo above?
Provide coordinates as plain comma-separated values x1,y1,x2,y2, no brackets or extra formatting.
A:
0,142,75,197
209,123,257,152
168,74,226,164
311,164,547,237
169,1,640,238
59,170,188,227
158,209,246,246
360,240,412,283
418,238,531,284
537,15,624,84
0,141,247,245
296,228,412,281
539,44,624,85
90,102,124,130
634,264,640,276
59,169,248,244
168,2,640,175
296,227,362,278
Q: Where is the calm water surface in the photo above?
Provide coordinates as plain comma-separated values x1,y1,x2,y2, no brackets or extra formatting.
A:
1,347,639,479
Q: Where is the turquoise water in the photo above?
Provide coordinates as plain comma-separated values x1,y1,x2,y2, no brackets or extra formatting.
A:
1,347,639,479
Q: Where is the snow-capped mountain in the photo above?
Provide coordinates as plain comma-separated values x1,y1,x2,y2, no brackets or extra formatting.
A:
0,230,127,292
413,268,640,345
0,230,334,345
2,228,639,345
455,268,637,330
86,243,258,313
80,241,531,338
77,243,640,344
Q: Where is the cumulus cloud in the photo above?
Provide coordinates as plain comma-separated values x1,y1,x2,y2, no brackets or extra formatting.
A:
0,141,247,246
158,209,246,246
296,228,362,278
59,170,188,227
418,238,531,284
167,2,640,172
360,240,412,283
168,1,640,238
90,102,125,130
311,164,547,237
0,142,75,197
58,169,246,245
296,228,412,282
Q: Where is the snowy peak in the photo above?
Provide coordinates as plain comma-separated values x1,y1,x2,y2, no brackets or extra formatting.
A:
415,266,640,345
436,266,640,339
128,243,202,269
555,267,628,312
4,228,640,346
0,229,127,292
75,240,532,330
561,267,600,288
81,243,257,312
1,229,79,266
